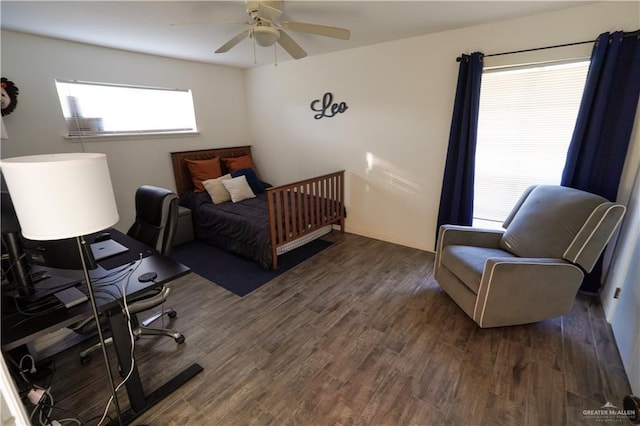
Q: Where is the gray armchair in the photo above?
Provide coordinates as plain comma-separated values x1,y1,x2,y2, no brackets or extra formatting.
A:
434,185,625,328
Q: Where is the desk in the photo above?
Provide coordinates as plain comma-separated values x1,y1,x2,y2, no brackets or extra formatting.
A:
1,229,203,425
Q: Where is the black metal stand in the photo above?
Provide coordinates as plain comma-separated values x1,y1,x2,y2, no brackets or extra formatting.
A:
76,236,123,425
109,273,203,425
106,274,203,425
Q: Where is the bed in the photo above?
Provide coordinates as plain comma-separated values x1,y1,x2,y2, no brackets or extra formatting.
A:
171,146,345,269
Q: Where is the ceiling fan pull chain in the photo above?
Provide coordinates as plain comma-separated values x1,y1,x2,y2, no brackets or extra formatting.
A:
274,43,278,67
253,36,257,64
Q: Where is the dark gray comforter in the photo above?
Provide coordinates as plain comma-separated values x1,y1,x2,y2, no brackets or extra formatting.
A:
182,191,273,269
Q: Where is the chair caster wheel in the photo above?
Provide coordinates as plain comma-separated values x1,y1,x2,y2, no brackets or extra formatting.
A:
168,310,177,319
80,355,91,365
175,335,185,344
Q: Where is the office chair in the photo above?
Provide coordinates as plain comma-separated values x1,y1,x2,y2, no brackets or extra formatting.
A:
435,185,625,328
75,186,184,363
127,185,179,257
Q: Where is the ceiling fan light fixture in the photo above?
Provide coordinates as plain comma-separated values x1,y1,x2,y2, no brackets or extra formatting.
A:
251,25,280,47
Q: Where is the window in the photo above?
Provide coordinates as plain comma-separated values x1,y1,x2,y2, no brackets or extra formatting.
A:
55,80,197,137
473,60,589,228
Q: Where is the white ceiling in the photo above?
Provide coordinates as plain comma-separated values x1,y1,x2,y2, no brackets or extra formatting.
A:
1,1,593,69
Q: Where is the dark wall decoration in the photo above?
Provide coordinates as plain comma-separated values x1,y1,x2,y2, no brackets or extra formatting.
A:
1,78,19,116
311,92,348,119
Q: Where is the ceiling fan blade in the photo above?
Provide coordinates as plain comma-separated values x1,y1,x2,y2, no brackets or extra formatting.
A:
170,20,252,27
215,29,251,53
277,30,307,59
257,2,282,23
279,21,350,40
170,21,211,27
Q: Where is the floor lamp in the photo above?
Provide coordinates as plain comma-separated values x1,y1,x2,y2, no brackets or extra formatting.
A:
1,153,123,423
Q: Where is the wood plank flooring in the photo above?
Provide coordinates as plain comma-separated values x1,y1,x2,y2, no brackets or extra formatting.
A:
46,232,632,425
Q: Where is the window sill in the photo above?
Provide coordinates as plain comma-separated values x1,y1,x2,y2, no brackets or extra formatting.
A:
64,130,200,142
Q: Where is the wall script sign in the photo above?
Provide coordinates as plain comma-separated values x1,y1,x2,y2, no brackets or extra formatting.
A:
310,92,348,120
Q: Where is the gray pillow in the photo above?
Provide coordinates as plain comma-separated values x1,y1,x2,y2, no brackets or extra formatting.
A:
499,185,606,259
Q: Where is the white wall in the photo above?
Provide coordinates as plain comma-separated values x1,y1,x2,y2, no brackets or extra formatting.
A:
245,1,640,252
0,30,251,231
1,3,638,247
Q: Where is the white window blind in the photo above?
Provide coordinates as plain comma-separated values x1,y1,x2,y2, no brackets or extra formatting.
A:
55,80,197,137
473,60,589,228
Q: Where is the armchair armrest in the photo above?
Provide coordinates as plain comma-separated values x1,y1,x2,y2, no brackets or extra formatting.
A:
435,225,504,272
438,225,504,248
473,257,583,328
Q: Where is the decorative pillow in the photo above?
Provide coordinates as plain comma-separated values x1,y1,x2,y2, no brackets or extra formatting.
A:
202,174,232,204
186,157,222,192
222,155,254,173
231,168,264,193
221,175,256,203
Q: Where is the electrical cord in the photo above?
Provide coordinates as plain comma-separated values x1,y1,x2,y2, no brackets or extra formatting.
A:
19,354,36,373
0,250,28,277
5,256,146,425
11,256,145,425
29,387,54,425
67,258,141,335
20,357,85,425
95,257,142,426
15,354,56,426
37,402,87,425
14,296,63,315
88,256,144,303
91,262,137,286
7,256,141,315
55,418,83,425
86,413,112,425
9,298,65,329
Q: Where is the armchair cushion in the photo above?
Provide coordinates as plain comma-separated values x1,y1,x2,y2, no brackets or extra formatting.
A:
441,246,515,294
499,185,608,260
438,224,504,249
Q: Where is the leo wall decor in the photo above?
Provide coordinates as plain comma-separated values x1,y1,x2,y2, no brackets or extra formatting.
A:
311,92,348,119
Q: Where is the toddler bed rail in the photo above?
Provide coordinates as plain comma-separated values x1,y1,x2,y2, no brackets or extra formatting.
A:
267,170,345,269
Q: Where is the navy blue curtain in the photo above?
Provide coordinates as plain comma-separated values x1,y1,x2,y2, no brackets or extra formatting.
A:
561,30,640,291
435,52,484,245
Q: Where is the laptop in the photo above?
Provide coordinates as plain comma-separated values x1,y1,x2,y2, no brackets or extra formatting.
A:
90,239,129,261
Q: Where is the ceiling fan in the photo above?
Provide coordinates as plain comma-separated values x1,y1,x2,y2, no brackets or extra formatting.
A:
215,0,351,60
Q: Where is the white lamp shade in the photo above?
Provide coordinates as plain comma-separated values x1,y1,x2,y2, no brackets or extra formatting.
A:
0,153,119,240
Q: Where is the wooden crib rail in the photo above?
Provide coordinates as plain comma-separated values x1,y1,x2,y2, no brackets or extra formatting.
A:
267,171,345,269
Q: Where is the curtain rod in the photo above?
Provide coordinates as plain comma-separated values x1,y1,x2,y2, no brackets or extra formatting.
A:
456,30,640,62
456,39,593,62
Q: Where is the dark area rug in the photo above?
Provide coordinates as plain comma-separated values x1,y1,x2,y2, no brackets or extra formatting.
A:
171,239,332,296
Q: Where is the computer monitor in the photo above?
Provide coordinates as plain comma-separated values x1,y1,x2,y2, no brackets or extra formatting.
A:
1,187,97,301
20,237,97,271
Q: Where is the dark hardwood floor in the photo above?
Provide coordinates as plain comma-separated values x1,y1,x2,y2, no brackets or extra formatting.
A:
46,232,631,425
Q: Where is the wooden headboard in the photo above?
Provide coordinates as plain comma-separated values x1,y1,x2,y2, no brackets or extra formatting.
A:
170,146,254,197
